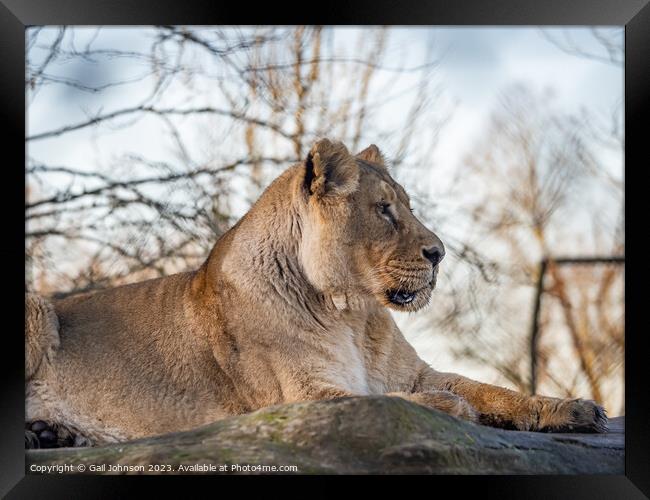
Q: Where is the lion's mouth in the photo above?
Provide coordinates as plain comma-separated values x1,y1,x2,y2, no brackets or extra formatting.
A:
386,287,428,306
379,265,438,311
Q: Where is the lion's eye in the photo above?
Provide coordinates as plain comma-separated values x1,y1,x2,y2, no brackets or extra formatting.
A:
377,202,397,228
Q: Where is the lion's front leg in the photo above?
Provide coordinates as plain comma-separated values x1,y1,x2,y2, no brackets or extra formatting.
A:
387,391,479,424
307,384,480,424
417,367,607,433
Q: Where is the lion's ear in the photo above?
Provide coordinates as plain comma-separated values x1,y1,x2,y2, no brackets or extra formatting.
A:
305,139,359,199
355,144,386,166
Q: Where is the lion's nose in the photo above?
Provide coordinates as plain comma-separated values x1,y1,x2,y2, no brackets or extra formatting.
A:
422,245,445,267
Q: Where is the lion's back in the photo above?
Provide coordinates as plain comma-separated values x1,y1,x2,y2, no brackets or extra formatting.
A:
57,272,189,326
49,272,202,374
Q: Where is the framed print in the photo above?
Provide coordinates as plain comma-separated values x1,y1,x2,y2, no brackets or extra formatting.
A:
1,0,648,497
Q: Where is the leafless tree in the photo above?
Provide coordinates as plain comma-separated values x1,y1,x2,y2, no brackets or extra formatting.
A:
26,26,450,297
539,27,623,67
422,83,623,412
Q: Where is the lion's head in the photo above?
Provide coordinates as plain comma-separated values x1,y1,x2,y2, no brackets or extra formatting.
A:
299,139,445,312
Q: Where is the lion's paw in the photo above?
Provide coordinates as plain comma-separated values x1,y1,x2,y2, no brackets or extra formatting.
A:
25,420,92,449
536,397,608,433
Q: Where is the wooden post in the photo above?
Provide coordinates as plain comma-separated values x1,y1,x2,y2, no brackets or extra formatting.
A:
528,255,624,396
530,259,547,395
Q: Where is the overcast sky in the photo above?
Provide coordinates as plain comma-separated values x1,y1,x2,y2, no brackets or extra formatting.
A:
392,27,623,194
28,26,623,179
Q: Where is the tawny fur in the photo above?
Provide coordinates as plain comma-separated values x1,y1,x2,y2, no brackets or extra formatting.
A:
25,293,60,381
25,139,607,445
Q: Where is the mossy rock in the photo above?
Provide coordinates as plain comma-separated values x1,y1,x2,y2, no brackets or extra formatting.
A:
26,396,624,474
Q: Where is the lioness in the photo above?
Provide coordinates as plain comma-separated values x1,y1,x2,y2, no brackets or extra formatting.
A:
25,139,606,447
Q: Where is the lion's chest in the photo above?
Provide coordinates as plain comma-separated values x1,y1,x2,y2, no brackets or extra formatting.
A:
319,325,371,395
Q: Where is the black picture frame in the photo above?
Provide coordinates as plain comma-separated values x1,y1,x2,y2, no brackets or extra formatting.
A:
2,0,647,497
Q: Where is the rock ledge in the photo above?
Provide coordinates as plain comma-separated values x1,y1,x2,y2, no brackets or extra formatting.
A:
26,396,624,474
